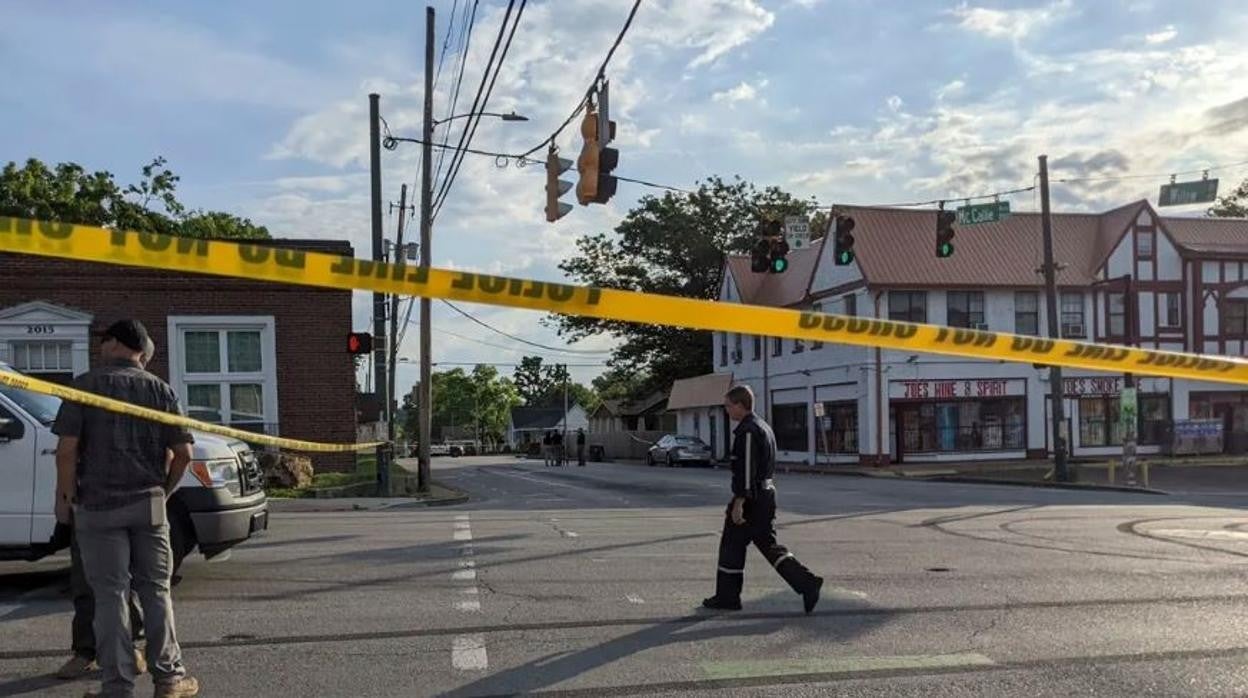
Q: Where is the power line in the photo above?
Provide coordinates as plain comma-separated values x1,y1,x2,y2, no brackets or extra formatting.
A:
830,183,1038,210
517,0,643,160
431,324,607,359
433,0,479,194
1051,158,1248,185
432,0,527,220
433,361,609,368
441,299,614,354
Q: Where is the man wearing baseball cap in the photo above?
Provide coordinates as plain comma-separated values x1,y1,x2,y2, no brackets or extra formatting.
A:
53,320,200,697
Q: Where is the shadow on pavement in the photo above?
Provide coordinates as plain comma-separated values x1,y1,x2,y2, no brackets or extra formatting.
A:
0,671,64,697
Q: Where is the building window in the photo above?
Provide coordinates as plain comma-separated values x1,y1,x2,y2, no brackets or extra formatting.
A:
1162,293,1181,328
898,398,1025,452
1079,394,1168,447
719,332,727,366
816,401,857,454
888,291,927,323
169,316,278,434
753,335,762,361
1015,291,1039,335
844,294,857,317
733,333,742,364
771,403,809,452
811,303,824,350
1137,231,1154,259
947,291,985,329
1061,292,1085,338
1138,395,1169,445
9,341,72,374
1108,293,1127,338
1222,300,1248,336
772,337,783,357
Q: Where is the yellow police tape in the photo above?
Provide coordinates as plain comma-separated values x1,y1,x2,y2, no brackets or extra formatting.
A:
3,215,1248,398
0,368,380,453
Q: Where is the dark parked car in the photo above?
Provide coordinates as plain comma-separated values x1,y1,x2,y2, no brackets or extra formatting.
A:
647,434,712,467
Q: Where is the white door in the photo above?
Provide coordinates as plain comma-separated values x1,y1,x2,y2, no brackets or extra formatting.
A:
0,395,37,545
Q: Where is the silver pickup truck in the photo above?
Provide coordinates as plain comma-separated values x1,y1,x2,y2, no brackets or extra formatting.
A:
0,363,268,573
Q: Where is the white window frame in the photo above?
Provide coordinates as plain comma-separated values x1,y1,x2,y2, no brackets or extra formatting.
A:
167,316,279,433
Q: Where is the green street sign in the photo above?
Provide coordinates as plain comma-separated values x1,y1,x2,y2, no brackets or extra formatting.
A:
1159,178,1218,207
956,201,1011,225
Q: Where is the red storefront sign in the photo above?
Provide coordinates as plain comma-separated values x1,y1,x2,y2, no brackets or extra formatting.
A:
890,378,1026,400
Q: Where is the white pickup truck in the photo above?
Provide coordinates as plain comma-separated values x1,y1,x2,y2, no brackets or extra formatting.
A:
0,363,268,572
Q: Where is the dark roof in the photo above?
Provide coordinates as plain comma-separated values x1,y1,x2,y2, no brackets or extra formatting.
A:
722,200,1248,303
509,406,573,430
221,238,354,256
595,391,668,417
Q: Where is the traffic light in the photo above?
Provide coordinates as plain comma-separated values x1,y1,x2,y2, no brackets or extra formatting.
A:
833,215,856,265
751,237,770,273
545,147,573,223
576,84,619,206
936,209,956,258
347,332,373,355
770,238,790,274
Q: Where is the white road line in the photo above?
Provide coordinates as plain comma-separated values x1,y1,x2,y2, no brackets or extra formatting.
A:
453,530,473,541
561,531,579,538
625,594,645,604
455,599,482,612
460,587,479,595
453,521,472,530
452,568,476,581
455,514,470,521
452,635,489,671
460,560,476,568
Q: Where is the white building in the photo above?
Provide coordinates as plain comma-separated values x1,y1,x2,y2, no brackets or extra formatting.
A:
694,200,1248,465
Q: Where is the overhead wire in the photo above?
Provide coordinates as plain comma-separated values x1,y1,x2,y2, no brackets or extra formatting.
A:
431,0,525,219
441,299,613,354
516,0,643,160
433,0,479,194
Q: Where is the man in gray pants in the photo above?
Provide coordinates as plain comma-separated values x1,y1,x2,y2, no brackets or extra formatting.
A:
54,320,200,697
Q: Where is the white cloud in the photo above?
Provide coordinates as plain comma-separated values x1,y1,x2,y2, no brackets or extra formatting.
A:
945,0,1074,41
1145,25,1178,45
886,95,905,112
712,79,767,104
935,79,966,101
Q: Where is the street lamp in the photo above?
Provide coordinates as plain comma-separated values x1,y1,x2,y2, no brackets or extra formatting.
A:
381,105,529,492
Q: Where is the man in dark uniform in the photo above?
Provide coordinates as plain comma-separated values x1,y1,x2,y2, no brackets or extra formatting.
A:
703,385,823,613
576,428,586,466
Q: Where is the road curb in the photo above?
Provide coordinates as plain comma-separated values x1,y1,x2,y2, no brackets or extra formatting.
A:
921,474,1170,495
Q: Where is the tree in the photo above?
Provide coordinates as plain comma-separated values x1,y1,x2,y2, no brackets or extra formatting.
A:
510,356,597,410
591,365,650,403
414,365,521,447
551,176,816,395
1209,178,1248,218
0,157,271,239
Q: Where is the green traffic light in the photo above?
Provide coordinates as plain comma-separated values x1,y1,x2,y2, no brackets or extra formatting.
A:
772,257,788,273
937,242,954,258
837,251,854,265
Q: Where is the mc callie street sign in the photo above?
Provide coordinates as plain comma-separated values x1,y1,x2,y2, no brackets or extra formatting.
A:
1159,178,1219,207
956,200,1011,225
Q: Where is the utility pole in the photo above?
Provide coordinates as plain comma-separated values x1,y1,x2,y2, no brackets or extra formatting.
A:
1122,274,1139,485
369,93,391,496
416,6,435,493
1039,155,1071,483
562,363,569,466
388,183,409,457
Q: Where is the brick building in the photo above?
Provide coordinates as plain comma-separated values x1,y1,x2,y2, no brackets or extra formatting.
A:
0,239,358,471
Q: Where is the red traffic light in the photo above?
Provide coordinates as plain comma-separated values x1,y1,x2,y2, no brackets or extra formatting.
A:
348,332,373,355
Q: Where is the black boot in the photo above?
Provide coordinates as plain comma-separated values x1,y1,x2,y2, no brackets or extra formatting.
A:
776,557,822,614
701,596,742,611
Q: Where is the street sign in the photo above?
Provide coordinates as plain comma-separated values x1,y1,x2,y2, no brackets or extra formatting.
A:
813,402,825,418
784,215,811,250
956,201,1011,225
1159,178,1218,207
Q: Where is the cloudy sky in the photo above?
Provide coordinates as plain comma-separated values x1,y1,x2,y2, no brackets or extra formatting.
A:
4,0,1247,395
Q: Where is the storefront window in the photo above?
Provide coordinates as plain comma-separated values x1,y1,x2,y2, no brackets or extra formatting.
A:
816,402,857,454
1079,394,1170,447
898,398,1024,452
1139,395,1168,445
772,403,808,452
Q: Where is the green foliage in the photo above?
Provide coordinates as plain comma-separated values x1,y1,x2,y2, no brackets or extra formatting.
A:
510,355,597,410
1209,178,1248,218
552,176,815,394
0,156,271,239
406,365,522,444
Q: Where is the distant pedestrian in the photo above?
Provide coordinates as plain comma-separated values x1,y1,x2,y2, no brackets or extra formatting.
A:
542,431,553,466
53,320,200,697
56,338,159,681
576,428,586,466
552,430,565,466
703,385,823,614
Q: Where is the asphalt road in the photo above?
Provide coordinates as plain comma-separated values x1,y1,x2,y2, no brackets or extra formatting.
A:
3,457,1248,696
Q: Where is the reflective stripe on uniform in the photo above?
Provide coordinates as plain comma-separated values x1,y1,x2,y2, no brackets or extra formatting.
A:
745,432,753,497
718,566,744,575
771,553,794,569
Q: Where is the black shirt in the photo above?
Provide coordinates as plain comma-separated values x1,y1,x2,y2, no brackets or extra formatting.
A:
730,413,776,499
52,358,194,511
